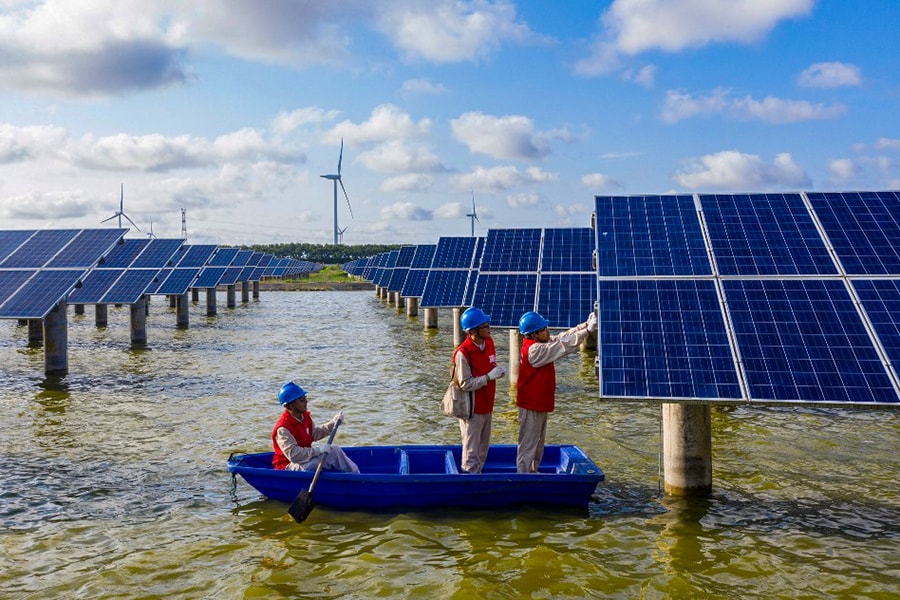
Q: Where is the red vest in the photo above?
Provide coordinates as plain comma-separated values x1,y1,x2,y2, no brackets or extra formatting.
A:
271,410,315,470
454,336,498,414
516,338,556,412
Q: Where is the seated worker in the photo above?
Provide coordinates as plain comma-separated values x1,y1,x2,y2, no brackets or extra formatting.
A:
272,381,360,473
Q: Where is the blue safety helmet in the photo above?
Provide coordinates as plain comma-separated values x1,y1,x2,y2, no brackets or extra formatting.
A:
460,307,491,331
278,381,306,405
519,311,550,335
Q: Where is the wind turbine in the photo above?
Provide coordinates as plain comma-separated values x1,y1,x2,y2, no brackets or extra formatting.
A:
101,184,140,231
146,217,158,239
466,191,479,237
320,139,353,245
337,226,348,245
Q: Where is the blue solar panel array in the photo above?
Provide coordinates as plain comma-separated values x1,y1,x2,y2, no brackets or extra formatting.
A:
471,228,595,328
399,245,435,297
595,192,900,406
421,237,481,308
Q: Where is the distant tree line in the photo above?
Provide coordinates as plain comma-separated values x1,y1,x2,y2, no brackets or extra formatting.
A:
241,243,402,265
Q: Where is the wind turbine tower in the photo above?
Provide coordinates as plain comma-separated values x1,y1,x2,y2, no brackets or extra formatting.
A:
101,184,140,231
466,191,480,237
320,139,353,245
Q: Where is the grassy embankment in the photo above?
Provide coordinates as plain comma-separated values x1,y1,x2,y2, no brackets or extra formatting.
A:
263,264,373,291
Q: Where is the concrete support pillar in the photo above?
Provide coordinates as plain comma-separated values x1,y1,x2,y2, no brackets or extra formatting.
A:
192,288,200,303
95,304,108,328
452,307,463,347
74,304,85,315
509,329,521,386
241,281,250,303
253,280,260,299
176,292,190,329
394,292,405,310
28,319,43,345
130,297,147,348
226,284,236,308
169,295,177,308
423,307,438,329
406,297,419,318
44,301,68,375
206,288,217,316
375,286,381,298
145,295,150,315
663,403,713,496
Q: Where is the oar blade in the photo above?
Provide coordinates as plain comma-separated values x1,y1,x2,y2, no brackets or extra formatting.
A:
288,490,315,522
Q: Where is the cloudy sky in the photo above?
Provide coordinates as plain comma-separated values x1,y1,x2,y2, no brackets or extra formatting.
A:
0,1,897,245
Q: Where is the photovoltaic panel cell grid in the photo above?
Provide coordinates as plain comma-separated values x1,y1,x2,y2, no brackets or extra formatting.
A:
540,228,594,272
0,230,35,260
0,270,36,314
68,269,125,303
0,269,85,318
102,269,161,304
102,238,151,268
463,237,486,307
470,274,537,328
595,192,900,406
400,245,435,297
0,230,81,268
420,238,480,308
45,229,127,268
701,193,835,275
808,191,900,275
131,239,184,268
478,229,541,272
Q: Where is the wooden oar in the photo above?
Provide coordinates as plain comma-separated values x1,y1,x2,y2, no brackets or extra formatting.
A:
288,421,340,523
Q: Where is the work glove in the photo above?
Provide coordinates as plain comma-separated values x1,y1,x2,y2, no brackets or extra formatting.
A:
487,366,507,381
320,443,332,455
586,312,598,333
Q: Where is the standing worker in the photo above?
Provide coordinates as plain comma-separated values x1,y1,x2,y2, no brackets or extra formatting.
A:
516,311,597,473
453,307,506,473
272,381,360,473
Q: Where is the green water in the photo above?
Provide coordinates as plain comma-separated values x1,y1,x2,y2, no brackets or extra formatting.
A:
1,292,897,599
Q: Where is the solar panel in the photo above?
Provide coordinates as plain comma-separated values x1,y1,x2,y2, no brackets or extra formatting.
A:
102,238,151,268
701,193,835,275
102,269,159,304
194,267,227,288
176,245,218,268
45,229,127,268
853,279,900,375
464,237,486,307
470,273,537,328
68,269,125,304
807,191,900,275
410,244,436,269
0,269,85,318
154,268,200,295
421,270,472,308
0,270,36,313
218,267,243,286
479,229,541,272
0,230,36,261
598,279,742,400
230,250,254,267
374,250,399,288
537,274,596,329
432,237,477,269
131,239,184,268
0,229,80,268
595,195,710,276
724,279,895,404
400,270,429,298
541,228,595,272
207,247,240,267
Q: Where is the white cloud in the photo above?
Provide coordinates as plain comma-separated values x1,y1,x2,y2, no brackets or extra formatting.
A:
797,62,863,88
581,173,619,189
506,192,540,209
380,173,435,193
576,0,814,76
828,158,859,184
451,112,570,160
374,0,537,63
434,202,463,219
380,201,432,221
621,64,656,88
327,104,431,146
661,89,847,124
0,190,93,220
400,78,448,95
272,107,341,135
453,165,557,193
0,124,67,162
675,150,810,189
357,139,445,173
874,138,900,151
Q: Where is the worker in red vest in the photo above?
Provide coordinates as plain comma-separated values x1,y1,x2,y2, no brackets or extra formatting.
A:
272,381,359,473
516,311,597,473
454,307,507,473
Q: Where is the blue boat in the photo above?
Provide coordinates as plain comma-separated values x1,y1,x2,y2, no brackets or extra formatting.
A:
228,444,605,510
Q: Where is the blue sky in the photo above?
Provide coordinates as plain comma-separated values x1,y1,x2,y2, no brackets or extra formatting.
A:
0,1,897,245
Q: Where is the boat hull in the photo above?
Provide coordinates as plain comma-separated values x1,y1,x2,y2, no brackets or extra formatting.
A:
228,444,604,509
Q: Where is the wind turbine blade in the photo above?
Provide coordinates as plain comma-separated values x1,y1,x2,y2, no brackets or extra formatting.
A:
339,179,353,218
100,214,117,224
121,213,141,232
337,139,343,176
